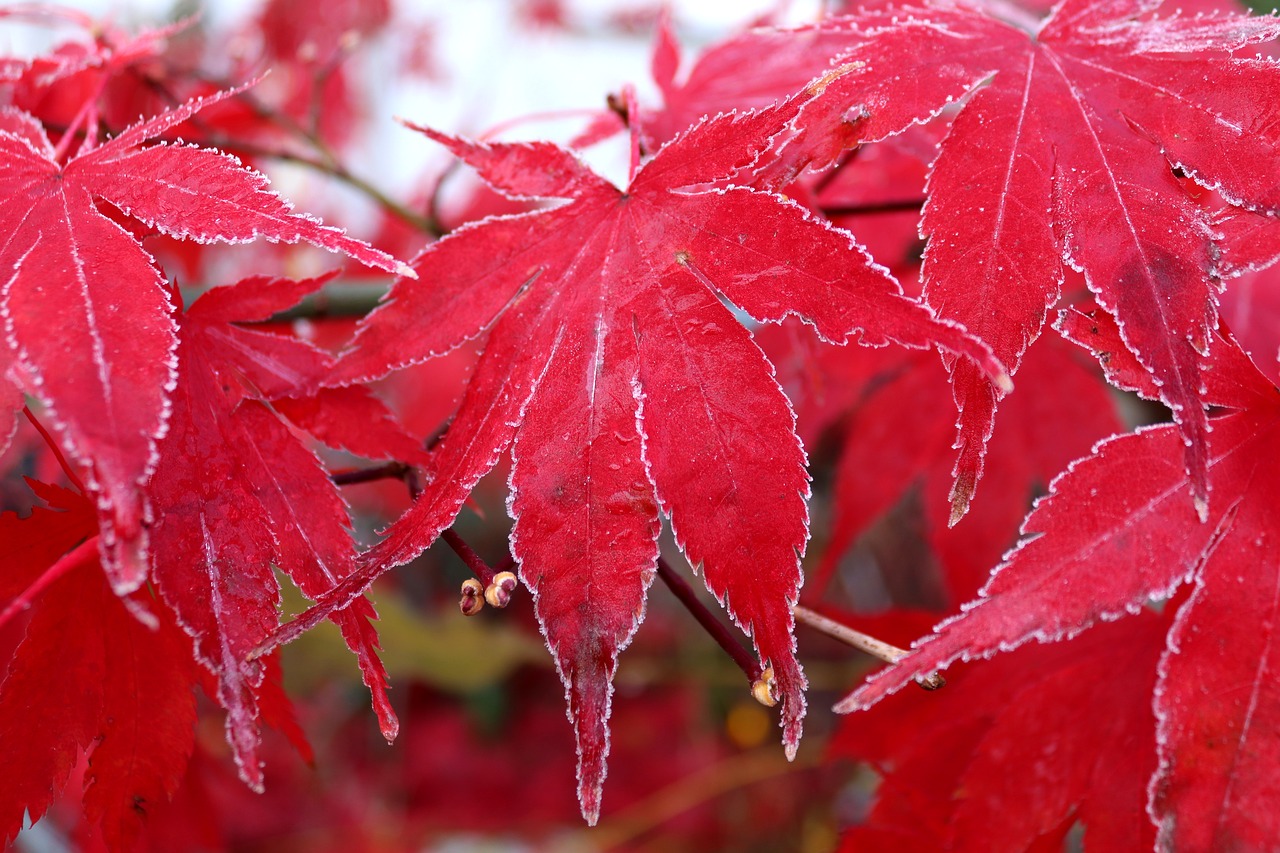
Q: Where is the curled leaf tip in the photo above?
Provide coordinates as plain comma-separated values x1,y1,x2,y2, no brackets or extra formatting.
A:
948,489,972,528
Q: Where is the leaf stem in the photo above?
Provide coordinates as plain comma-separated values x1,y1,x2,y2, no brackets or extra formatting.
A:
442,528,517,610
133,68,441,236
0,535,98,630
656,556,763,684
441,528,496,586
22,407,87,494
792,604,945,690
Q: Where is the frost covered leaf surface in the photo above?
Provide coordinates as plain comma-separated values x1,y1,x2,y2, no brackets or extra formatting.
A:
147,274,394,790
839,316,1280,849
284,95,1004,822
0,92,408,596
798,0,1280,513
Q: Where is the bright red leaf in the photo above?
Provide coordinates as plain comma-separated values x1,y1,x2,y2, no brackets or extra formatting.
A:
147,274,395,792
792,0,1280,515
839,308,1280,848
267,90,1006,822
0,89,409,598
0,482,197,850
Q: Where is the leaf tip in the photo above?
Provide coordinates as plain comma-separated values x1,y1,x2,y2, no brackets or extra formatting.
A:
396,261,418,280
580,794,602,827
948,483,973,527
379,714,400,744
832,693,860,715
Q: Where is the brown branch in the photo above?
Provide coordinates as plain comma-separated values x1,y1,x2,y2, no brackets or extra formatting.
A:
23,407,87,494
329,460,410,486
792,604,945,690
656,556,764,688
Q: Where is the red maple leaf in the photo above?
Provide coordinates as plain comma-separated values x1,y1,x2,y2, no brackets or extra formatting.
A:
789,0,1280,516
839,307,1280,849
0,89,410,598
832,609,1167,850
263,91,1007,822
146,274,395,792
0,481,197,850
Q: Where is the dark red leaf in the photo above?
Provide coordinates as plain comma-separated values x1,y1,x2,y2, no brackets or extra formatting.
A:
839,325,1280,849
0,485,197,849
148,278,395,791
833,611,1166,851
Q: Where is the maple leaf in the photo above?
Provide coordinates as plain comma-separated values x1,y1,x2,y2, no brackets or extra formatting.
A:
0,481,197,850
832,609,1166,851
839,305,1280,849
147,274,395,792
791,0,1280,516
0,90,411,598
264,94,1007,822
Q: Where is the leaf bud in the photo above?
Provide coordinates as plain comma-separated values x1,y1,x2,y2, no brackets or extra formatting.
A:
484,571,518,609
459,578,484,616
751,665,778,707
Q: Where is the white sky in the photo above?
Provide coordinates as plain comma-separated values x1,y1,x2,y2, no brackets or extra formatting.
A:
2,1,826,227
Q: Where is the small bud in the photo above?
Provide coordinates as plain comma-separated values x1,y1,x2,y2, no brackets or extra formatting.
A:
751,666,778,708
459,578,484,616
484,571,518,608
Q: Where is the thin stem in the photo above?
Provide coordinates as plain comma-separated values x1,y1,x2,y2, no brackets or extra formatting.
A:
134,69,440,236
566,746,814,851
810,146,861,197
441,528,496,586
200,133,439,235
656,556,762,684
793,604,945,690
329,461,409,486
23,407,87,494
0,535,98,630
820,198,926,218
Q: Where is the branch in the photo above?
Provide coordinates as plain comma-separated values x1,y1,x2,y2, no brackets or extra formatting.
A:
329,460,410,486
656,556,774,704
